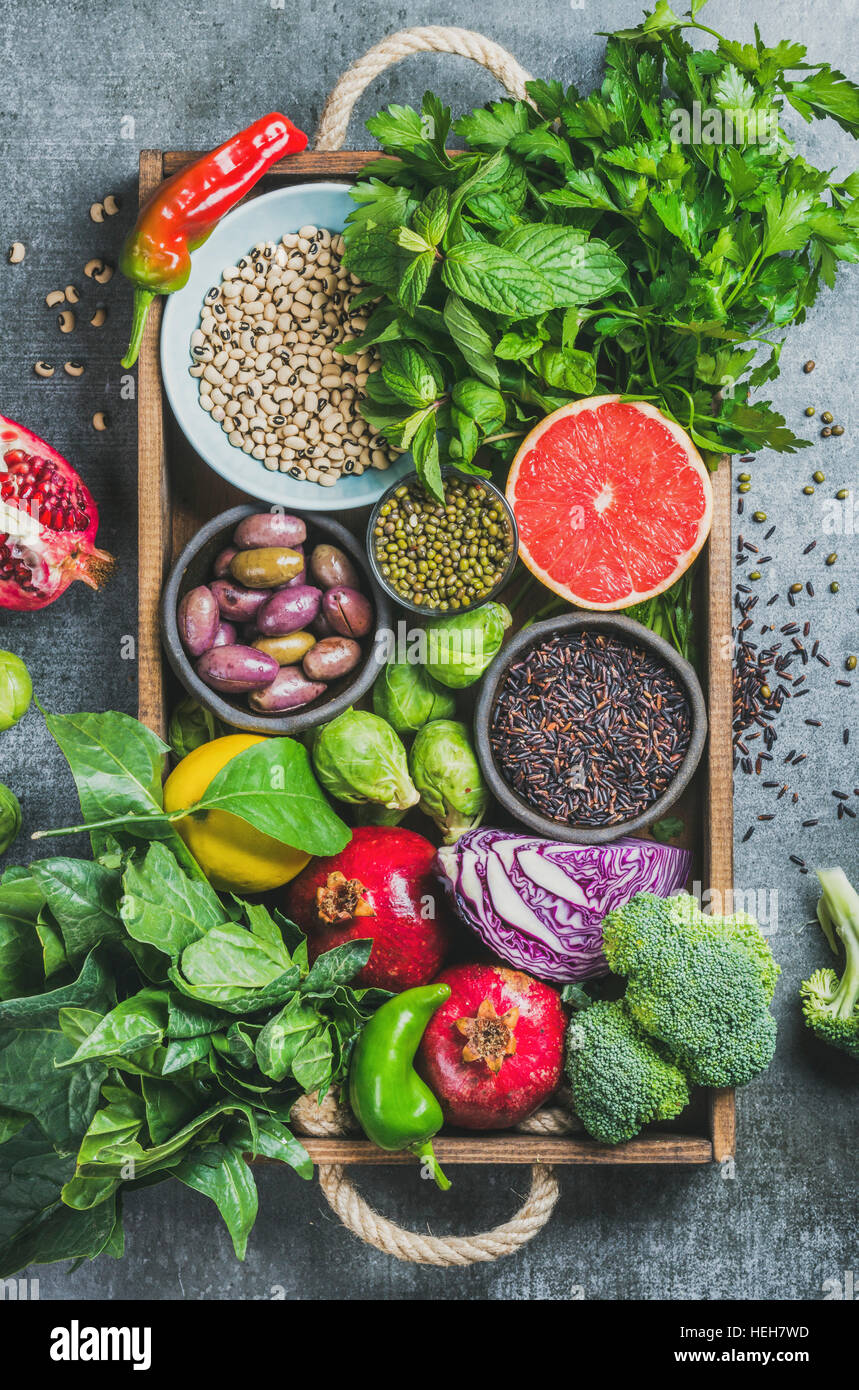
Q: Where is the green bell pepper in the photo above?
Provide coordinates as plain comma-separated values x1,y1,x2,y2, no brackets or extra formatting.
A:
348,984,451,1190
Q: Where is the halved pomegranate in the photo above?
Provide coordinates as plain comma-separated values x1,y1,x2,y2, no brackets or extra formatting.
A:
0,415,114,611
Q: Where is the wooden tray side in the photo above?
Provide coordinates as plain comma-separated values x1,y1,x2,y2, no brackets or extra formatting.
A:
136,150,171,741
703,463,737,1161
136,148,737,1164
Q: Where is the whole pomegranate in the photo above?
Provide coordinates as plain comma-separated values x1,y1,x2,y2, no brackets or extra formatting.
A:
417,964,565,1130
0,415,114,611
285,826,455,992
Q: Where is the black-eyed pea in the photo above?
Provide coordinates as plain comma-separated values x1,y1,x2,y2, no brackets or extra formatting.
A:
46,289,66,308
34,360,55,378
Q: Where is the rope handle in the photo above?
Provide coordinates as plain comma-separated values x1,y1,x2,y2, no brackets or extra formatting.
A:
292,1088,575,1264
314,26,534,151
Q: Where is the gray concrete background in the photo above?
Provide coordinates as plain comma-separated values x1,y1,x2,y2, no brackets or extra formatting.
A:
0,0,856,1300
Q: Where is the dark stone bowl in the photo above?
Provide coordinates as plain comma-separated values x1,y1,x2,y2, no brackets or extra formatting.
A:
161,504,390,736
474,611,708,845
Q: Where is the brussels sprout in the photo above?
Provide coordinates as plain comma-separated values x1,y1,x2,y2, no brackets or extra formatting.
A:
424,603,512,689
168,697,230,760
372,661,456,734
409,719,488,844
0,651,32,732
0,784,22,855
312,709,419,812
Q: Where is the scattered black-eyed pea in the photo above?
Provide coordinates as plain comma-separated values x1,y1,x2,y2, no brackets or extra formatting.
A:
33,361,55,378
90,202,105,223
103,194,120,216
64,284,80,304
63,361,85,378
58,310,75,333
7,242,25,264
84,258,104,279
92,412,109,431
46,289,65,308
90,306,107,328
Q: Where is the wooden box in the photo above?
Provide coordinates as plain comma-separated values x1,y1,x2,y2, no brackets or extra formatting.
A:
135,149,735,1167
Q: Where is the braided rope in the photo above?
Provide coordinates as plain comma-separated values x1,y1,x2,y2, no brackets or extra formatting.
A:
293,1088,568,1263
315,26,534,151
317,1161,558,1265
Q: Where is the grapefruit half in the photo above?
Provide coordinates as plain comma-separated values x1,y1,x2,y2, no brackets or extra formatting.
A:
506,395,714,610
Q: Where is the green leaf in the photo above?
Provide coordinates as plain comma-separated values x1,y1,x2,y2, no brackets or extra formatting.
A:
442,295,500,387
255,997,320,1082
119,842,224,956
175,1136,258,1260
413,186,450,246
29,858,121,963
535,346,597,394
178,921,293,994
761,188,816,259
193,738,351,856
0,875,43,1001
410,411,443,502
397,251,434,315
380,342,444,408
785,67,859,135
43,709,171,851
500,224,624,307
301,939,373,997
442,241,555,317
451,378,506,430
454,100,531,150
292,1028,335,1093
652,816,685,843
63,989,168,1066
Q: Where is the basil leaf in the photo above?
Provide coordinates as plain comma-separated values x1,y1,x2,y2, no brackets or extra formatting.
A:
192,738,350,857
63,989,168,1066
442,242,555,316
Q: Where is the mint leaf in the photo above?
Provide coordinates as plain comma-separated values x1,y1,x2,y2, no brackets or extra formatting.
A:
442,295,500,387
442,241,554,316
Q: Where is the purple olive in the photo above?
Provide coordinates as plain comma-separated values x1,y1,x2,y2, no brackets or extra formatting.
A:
323,586,373,639
256,584,322,636
211,577,272,622
177,585,220,657
248,666,327,712
211,620,237,649
302,637,362,682
233,512,306,550
310,610,334,638
309,543,361,591
195,644,279,694
213,545,239,578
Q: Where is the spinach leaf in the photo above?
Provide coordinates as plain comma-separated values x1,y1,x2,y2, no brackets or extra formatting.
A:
29,857,122,962
174,1134,258,1260
120,842,224,956
192,738,350,856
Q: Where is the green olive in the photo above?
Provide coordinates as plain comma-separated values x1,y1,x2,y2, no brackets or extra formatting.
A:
252,630,316,665
230,547,304,588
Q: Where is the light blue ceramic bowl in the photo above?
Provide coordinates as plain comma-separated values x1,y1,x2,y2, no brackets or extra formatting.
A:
160,182,411,510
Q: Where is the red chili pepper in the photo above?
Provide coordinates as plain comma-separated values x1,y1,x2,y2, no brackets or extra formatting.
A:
119,112,308,367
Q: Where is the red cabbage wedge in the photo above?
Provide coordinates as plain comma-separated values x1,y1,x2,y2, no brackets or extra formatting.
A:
435,829,691,983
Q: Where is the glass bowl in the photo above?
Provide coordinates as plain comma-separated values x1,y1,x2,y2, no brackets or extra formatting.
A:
365,467,519,618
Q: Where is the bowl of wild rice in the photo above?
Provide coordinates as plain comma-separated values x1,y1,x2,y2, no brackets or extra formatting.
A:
160,182,412,510
474,612,707,844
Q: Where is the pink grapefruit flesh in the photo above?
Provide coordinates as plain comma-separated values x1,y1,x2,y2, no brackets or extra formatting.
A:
506,395,714,610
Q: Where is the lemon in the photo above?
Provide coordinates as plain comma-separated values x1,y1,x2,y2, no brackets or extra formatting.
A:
163,734,310,892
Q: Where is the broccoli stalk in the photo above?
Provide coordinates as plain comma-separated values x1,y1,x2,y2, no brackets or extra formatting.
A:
800,868,859,1060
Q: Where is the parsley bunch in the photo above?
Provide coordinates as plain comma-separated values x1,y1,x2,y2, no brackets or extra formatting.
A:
341,0,859,501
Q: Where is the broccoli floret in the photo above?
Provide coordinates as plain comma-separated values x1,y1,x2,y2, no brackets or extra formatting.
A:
565,999,690,1145
601,892,779,1088
800,868,859,1061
